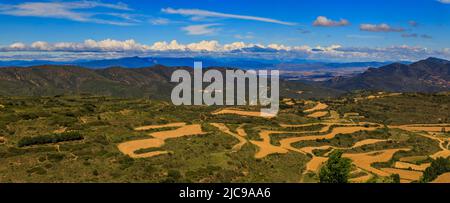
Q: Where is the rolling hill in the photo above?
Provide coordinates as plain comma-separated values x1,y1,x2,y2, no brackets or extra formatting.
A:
0,65,342,99
323,57,450,92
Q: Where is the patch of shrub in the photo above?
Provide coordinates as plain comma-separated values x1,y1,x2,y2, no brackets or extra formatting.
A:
18,131,84,147
421,157,450,182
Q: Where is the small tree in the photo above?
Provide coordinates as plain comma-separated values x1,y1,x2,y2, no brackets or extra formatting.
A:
390,174,401,183
319,150,352,183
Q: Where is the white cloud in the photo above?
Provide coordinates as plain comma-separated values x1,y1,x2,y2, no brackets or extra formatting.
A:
150,40,186,51
182,24,220,35
9,42,26,50
162,8,296,26
0,1,136,26
186,40,221,51
313,16,349,27
438,0,450,4
1,39,449,62
150,17,171,25
360,23,405,32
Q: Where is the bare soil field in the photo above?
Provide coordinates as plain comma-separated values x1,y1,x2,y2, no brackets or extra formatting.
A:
118,124,206,158
389,124,450,133
343,148,411,177
212,108,276,118
394,161,431,171
304,102,328,113
380,168,423,182
307,111,329,118
250,130,291,158
431,172,450,183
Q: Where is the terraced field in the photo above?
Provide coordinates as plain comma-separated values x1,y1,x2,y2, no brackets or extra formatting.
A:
0,93,449,183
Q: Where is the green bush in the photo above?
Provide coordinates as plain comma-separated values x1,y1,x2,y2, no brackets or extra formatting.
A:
18,131,84,147
319,150,352,183
421,158,450,182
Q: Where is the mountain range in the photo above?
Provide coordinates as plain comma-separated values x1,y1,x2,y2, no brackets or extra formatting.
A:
323,57,450,92
0,57,448,99
0,56,395,70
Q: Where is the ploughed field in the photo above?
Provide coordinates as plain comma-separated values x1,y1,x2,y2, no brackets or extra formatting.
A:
0,92,449,183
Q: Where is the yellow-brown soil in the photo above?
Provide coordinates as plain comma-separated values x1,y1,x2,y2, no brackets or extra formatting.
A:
304,102,328,113
306,156,328,172
350,173,373,183
212,108,276,118
389,124,450,133
118,124,206,158
380,168,423,182
343,148,410,177
279,126,380,153
394,161,431,171
250,130,292,158
307,111,329,118
431,172,450,183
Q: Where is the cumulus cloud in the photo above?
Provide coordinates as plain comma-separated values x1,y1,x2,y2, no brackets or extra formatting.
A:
360,23,405,32
0,1,137,26
1,39,449,61
182,24,220,35
161,7,296,26
313,16,349,27
438,0,450,4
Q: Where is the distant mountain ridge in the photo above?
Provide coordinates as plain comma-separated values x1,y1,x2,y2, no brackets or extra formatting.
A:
323,57,450,92
0,65,342,99
0,56,396,70
0,57,447,98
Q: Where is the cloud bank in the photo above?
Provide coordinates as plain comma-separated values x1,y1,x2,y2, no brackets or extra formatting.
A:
1,39,449,62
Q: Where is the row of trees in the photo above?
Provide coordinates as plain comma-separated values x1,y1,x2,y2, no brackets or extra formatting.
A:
18,131,83,147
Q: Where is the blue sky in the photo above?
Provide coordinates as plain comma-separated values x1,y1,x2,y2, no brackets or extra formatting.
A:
1,0,450,61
